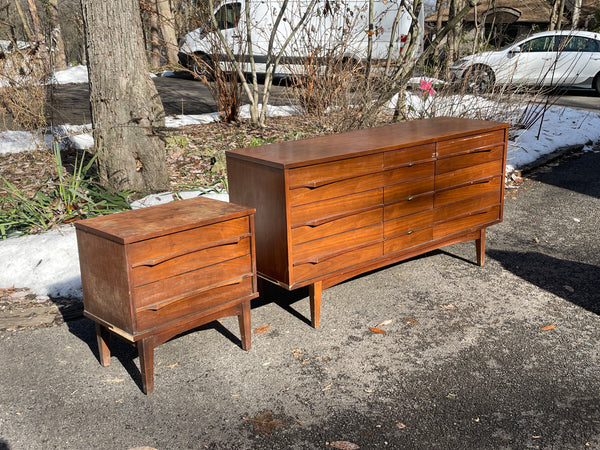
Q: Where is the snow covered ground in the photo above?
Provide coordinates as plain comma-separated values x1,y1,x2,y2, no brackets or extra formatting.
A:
1,65,599,300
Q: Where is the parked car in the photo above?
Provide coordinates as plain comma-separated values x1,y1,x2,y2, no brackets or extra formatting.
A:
449,30,600,94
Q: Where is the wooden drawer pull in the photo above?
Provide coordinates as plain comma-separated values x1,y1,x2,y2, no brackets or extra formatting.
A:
294,240,382,266
140,276,250,311
294,206,379,228
132,234,250,268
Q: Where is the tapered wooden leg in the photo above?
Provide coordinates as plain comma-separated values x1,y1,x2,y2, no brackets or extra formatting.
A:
309,281,322,328
476,228,486,266
238,301,251,351
137,338,155,395
95,323,111,367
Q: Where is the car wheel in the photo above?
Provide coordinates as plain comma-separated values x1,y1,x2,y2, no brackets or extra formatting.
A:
464,65,495,93
594,74,600,95
191,54,214,81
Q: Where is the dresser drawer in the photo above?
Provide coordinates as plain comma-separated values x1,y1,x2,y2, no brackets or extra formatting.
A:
384,177,434,205
433,206,501,239
292,208,382,246
292,241,383,283
288,154,383,188
290,189,383,227
133,255,253,309
384,192,433,221
289,172,384,207
384,209,434,238
135,277,254,330
437,145,504,175
434,191,501,223
293,223,382,265
384,227,433,254
435,176,502,208
131,237,251,287
384,161,435,186
435,160,503,191
383,144,435,168
127,217,250,266
437,130,505,157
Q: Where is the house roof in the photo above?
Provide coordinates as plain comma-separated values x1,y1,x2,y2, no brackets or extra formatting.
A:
425,0,553,24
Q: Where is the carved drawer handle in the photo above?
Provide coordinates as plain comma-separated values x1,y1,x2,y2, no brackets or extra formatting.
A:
141,276,248,311
132,234,249,268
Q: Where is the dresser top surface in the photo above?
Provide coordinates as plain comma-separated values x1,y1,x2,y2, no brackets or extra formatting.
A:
74,196,254,244
226,117,508,168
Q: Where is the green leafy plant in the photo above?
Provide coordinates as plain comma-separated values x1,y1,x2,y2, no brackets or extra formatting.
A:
0,144,132,239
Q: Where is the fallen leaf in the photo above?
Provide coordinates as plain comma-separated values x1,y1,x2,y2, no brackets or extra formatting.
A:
540,324,556,331
396,422,406,429
243,411,286,435
254,324,270,334
329,441,360,449
440,304,456,310
376,319,393,327
369,327,387,334
105,378,125,383
402,317,419,325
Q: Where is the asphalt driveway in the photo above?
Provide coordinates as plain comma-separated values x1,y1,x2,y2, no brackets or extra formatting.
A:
0,148,599,449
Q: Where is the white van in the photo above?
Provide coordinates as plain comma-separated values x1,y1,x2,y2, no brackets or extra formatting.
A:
178,0,423,77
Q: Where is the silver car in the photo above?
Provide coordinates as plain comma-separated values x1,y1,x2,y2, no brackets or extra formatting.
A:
449,30,600,93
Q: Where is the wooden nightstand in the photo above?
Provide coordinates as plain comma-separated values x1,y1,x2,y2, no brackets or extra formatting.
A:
75,196,257,394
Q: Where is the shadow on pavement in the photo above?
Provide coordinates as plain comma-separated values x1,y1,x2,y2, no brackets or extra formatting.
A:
488,249,600,315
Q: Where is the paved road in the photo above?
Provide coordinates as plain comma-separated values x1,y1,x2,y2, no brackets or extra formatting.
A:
43,74,291,127
34,76,600,129
1,148,599,448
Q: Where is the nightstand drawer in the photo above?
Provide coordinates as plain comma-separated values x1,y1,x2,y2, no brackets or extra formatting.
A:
293,241,383,283
133,255,253,309
437,130,505,157
290,189,383,227
384,177,434,204
436,145,504,174
435,176,502,208
135,277,254,330
435,160,503,190
384,144,435,168
128,217,250,266
131,237,251,287
293,223,382,265
289,172,384,206
384,192,433,221
292,208,382,246
384,227,433,254
288,154,383,189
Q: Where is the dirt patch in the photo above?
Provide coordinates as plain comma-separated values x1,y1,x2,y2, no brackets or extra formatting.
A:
0,288,82,332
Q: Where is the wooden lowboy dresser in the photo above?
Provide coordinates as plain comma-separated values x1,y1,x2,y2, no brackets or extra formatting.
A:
75,196,257,394
226,117,508,327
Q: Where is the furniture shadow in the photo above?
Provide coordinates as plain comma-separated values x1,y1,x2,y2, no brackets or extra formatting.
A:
487,249,600,315
66,316,246,393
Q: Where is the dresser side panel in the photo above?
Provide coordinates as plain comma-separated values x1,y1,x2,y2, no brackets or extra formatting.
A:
76,230,134,333
227,155,291,285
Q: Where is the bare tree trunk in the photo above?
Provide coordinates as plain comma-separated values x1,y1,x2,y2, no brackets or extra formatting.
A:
81,0,169,194
48,0,67,71
149,3,161,67
433,0,445,78
13,0,34,43
445,0,465,78
26,0,50,68
571,0,582,27
156,0,179,65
